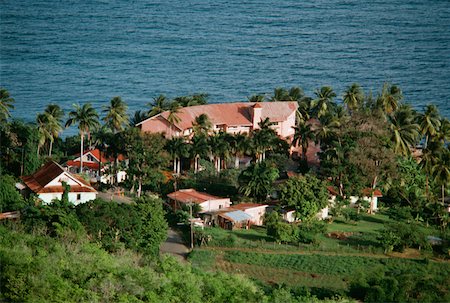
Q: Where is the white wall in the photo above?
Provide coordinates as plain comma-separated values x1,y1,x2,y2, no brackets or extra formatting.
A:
47,172,81,187
39,192,97,205
199,198,231,212
242,206,268,225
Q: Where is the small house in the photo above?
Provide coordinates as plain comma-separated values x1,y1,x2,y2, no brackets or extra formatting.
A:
231,203,269,226
327,186,382,212
167,189,231,213
217,210,252,230
65,149,127,184
20,161,97,205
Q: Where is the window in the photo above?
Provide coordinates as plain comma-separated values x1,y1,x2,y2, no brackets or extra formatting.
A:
219,205,223,209
77,194,81,200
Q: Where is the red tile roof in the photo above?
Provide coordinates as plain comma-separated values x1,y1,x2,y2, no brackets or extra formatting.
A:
21,161,96,194
66,160,101,170
167,189,224,204
138,101,298,132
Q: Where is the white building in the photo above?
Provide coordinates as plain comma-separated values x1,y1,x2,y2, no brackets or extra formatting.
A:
65,149,127,184
167,189,232,213
21,161,97,205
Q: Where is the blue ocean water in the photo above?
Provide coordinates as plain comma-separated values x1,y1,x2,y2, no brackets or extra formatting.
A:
1,0,449,130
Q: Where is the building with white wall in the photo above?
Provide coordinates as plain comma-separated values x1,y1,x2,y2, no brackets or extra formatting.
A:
167,188,232,213
20,161,97,205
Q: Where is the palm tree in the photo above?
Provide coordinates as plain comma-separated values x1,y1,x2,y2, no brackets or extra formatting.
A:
343,83,364,113
238,161,279,201
432,148,450,205
247,94,266,102
376,82,403,114
296,98,312,124
271,87,290,101
311,86,336,118
36,113,52,156
208,132,230,173
147,94,169,117
292,122,315,162
435,118,450,144
167,102,181,137
251,118,277,162
420,139,443,197
103,96,129,133
387,105,420,156
130,110,148,126
166,137,190,174
44,104,64,156
0,88,15,122
192,114,212,136
417,104,441,149
65,103,100,173
314,113,340,146
230,133,251,168
191,134,209,173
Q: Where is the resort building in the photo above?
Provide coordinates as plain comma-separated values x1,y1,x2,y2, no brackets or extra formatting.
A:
137,101,298,139
19,161,97,205
65,149,127,184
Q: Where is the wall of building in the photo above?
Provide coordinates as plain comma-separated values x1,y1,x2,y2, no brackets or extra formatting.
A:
242,206,267,225
199,199,231,212
279,111,296,138
39,192,97,205
46,173,81,187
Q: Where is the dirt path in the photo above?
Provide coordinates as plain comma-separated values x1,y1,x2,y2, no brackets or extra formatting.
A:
97,190,133,204
160,228,190,262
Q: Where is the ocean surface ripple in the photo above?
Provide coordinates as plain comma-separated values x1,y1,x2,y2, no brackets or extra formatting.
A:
1,0,449,129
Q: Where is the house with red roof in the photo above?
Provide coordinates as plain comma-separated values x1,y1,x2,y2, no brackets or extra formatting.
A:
167,188,232,213
136,101,298,139
20,161,97,205
65,149,127,184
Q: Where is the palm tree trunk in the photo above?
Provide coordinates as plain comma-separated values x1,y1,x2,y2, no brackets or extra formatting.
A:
137,178,142,198
442,184,445,205
177,157,181,174
80,131,84,173
49,139,53,157
235,156,239,168
173,157,177,173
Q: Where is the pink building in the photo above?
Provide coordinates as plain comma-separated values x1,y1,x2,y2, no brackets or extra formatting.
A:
136,101,298,139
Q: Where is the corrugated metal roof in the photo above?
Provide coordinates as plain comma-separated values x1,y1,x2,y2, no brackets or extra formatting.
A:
167,188,224,204
220,210,252,222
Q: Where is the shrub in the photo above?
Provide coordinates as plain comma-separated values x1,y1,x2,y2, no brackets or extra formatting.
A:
0,175,27,212
378,222,430,252
298,220,326,244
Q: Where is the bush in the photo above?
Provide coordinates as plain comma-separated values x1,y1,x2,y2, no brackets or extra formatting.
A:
298,220,326,244
0,175,27,212
387,206,414,222
378,222,430,253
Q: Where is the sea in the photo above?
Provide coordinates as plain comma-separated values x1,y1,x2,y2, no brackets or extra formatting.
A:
1,0,449,135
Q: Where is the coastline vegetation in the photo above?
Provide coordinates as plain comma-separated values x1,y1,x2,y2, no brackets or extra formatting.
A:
1,83,449,302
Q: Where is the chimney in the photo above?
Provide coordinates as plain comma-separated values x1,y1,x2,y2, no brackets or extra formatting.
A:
251,103,263,130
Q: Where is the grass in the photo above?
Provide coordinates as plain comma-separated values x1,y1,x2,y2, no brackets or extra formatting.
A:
326,213,392,233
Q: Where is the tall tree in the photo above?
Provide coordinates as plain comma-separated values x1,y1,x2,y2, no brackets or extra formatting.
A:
279,174,329,221
36,113,52,156
238,161,279,201
0,88,15,123
167,102,181,137
311,86,336,118
65,103,100,173
376,82,403,114
432,148,450,205
387,104,419,156
343,83,364,113
208,132,230,173
147,94,169,117
417,104,441,149
166,137,190,175
130,110,149,126
103,96,129,133
247,94,266,102
292,122,315,163
191,134,210,173
192,114,212,136
251,118,278,162
44,104,64,156
124,129,169,197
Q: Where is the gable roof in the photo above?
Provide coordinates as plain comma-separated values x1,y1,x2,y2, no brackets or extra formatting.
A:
137,101,298,131
21,161,96,194
167,188,226,204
